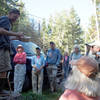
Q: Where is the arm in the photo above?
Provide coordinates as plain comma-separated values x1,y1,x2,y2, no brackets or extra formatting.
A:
13,54,18,63
56,50,61,66
0,28,23,37
40,56,45,70
23,53,26,63
9,36,21,40
45,51,49,65
31,57,39,70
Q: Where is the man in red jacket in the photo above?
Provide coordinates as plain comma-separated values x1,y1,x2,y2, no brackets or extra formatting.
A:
59,56,100,100
13,45,26,95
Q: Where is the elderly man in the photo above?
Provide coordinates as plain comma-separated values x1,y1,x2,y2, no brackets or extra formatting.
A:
59,56,100,100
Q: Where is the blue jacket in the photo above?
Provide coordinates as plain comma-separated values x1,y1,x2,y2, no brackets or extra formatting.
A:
46,48,61,66
31,54,45,71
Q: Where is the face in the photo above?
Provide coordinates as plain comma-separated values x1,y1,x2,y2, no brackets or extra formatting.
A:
64,52,68,56
75,48,79,53
9,13,19,23
50,44,55,49
92,46,100,54
17,48,23,53
36,49,41,55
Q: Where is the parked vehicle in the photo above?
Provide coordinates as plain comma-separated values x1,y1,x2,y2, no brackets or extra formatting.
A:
10,40,45,91
9,40,63,92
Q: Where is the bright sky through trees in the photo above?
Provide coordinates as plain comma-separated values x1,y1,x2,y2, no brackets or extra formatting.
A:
22,0,94,26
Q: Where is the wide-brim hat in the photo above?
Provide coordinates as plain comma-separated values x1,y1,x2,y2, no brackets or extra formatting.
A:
16,45,24,50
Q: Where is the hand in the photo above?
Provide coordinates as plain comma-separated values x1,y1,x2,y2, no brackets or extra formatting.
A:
69,60,77,65
16,32,24,38
35,69,41,75
34,67,40,72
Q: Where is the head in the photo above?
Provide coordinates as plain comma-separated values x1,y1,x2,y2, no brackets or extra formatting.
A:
89,41,100,54
65,56,100,97
74,45,80,53
36,47,41,56
64,52,68,56
16,45,24,53
50,42,55,49
92,45,100,54
8,8,20,23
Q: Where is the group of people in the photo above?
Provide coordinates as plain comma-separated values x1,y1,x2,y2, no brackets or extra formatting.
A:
59,41,100,100
13,41,61,95
0,8,100,100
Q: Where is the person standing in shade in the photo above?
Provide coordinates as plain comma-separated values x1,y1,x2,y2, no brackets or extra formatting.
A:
62,52,69,79
13,45,26,95
31,47,45,94
70,45,82,61
0,8,24,93
46,42,61,92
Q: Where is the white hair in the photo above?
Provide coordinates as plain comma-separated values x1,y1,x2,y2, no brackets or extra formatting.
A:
64,66,100,97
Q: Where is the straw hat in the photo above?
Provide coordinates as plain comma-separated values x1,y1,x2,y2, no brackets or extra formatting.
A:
16,45,24,50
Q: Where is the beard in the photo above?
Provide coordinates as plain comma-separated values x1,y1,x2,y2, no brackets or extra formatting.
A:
64,66,100,97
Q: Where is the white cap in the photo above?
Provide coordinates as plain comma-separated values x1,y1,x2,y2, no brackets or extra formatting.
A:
88,41,100,47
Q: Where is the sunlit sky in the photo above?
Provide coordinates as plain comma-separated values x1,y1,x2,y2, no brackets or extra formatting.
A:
21,0,95,26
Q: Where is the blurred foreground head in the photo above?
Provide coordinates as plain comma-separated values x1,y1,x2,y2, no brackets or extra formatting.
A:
65,56,100,97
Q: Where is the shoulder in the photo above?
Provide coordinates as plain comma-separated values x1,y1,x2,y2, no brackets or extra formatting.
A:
55,48,60,52
40,54,44,58
59,89,80,100
0,16,9,22
23,52,26,55
48,49,51,52
15,53,18,56
33,55,36,58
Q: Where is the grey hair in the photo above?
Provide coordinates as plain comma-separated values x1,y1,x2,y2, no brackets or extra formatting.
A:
74,45,80,50
64,66,100,97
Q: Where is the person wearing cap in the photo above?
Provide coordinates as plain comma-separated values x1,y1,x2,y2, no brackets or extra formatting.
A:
13,45,26,94
46,42,61,92
86,41,100,69
62,52,69,79
69,45,82,61
0,8,24,92
87,41,100,57
31,47,45,94
59,56,100,100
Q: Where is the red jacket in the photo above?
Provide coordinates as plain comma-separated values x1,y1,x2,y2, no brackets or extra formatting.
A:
13,52,26,64
59,89,100,100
